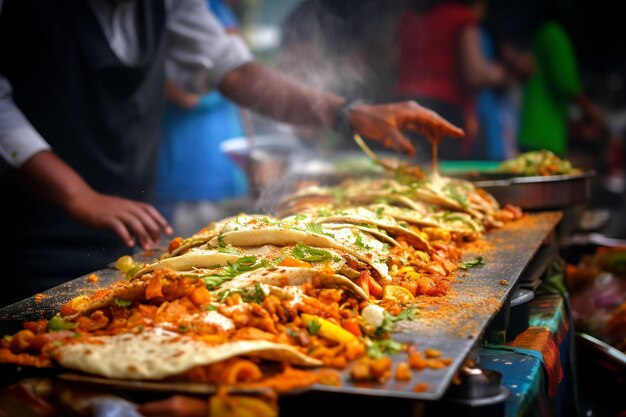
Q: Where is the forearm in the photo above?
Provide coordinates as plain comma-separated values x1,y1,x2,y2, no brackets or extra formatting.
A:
218,61,345,128
17,150,94,210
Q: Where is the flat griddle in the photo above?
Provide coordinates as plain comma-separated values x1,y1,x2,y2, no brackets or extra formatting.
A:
0,212,562,401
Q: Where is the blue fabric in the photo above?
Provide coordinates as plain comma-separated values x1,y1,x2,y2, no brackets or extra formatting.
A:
155,0,247,203
155,98,246,201
476,29,520,161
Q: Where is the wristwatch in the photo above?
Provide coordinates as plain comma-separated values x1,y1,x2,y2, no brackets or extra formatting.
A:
333,99,363,137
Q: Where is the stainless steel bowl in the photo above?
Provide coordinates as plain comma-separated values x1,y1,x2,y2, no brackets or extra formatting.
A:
220,134,303,196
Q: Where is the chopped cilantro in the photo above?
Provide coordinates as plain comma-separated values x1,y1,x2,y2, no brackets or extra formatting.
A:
114,298,132,308
178,326,188,333
292,242,333,262
375,207,385,218
294,214,308,221
366,338,404,359
215,283,265,304
442,183,468,207
460,256,485,269
354,234,371,250
202,256,270,289
217,233,227,248
260,217,270,224
217,245,242,255
303,222,335,238
394,307,418,322
47,315,77,331
206,305,218,311
375,307,418,336
306,318,321,335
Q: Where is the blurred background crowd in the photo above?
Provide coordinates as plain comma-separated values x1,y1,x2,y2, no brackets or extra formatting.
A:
158,0,626,237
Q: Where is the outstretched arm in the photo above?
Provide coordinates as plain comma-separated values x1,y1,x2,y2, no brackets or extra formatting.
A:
219,62,464,154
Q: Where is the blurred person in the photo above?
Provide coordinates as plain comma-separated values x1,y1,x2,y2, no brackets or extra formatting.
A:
475,29,535,160
518,3,606,157
0,0,463,305
155,0,248,237
394,0,522,160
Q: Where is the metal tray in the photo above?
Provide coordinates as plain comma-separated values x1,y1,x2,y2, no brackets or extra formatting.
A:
463,171,594,211
0,212,562,401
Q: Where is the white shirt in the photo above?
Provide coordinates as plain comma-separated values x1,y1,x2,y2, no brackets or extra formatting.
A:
0,0,253,168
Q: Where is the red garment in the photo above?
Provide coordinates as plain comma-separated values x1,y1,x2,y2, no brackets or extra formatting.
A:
395,3,478,113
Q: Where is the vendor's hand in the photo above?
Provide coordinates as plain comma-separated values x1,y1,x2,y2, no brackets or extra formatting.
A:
65,190,173,250
349,101,465,155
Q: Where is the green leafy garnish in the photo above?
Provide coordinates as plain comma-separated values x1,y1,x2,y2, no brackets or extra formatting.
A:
245,283,266,304
292,242,333,262
259,217,271,224
375,207,385,218
217,233,227,248
114,298,132,308
202,256,270,289
394,307,418,321
442,183,468,207
206,305,218,311
216,283,266,304
366,338,404,359
294,214,308,221
47,315,77,331
306,318,322,335
301,222,334,238
375,307,418,336
178,326,188,333
217,245,242,255
354,234,371,250
460,256,485,269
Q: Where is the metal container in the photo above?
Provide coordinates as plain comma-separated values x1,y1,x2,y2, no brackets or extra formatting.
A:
470,171,594,211
220,134,304,197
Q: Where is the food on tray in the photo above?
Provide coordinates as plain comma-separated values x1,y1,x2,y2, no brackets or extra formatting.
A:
567,247,626,353
0,171,522,400
497,150,582,176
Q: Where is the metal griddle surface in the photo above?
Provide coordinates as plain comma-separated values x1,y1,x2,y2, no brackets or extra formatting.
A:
0,212,562,401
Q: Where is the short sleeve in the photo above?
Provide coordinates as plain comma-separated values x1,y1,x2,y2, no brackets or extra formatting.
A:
164,0,253,94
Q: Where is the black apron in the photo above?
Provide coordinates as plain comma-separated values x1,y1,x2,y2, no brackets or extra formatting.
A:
0,0,166,306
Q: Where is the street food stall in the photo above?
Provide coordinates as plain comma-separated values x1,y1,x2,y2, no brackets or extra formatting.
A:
2,142,612,417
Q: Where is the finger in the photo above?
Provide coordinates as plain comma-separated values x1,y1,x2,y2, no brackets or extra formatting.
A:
388,129,416,156
142,203,174,235
107,218,135,247
442,122,465,138
118,211,154,250
126,204,162,243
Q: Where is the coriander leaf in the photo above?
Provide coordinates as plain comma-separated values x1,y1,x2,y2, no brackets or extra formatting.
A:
203,275,236,290
294,214,307,221
366,338,404,359
375,312,395,336
206,305,218,311
374,308,418,336
114,298,132,308
392,307,418,322
375,207,385,218
217,245,242,255
217,233,227,248
460,256,485,269
304,223,335,238
292,242,333,262
203,256,270,287
178,326,188,333
354,234,371,250
306,318,321,335
244,283,266,304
